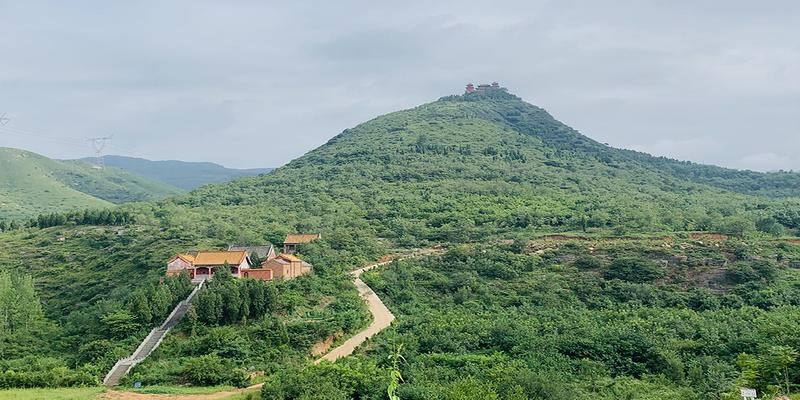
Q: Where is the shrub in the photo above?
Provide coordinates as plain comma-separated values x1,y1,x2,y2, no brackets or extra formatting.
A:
573,256,605,270
604,258,665,283
182,354,227,386
726,261,778,284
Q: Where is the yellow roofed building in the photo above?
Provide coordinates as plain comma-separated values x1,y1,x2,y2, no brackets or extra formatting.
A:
167,247,312,282
283,233,321,253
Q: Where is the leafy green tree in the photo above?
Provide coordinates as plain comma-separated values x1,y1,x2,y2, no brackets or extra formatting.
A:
183,354,227,385
717,215,756,238
196,290,223,325
149,285,172,321
604,258,665,283
756,217,786,236
0,272,44,334
129,292,153,324
101,310,139,338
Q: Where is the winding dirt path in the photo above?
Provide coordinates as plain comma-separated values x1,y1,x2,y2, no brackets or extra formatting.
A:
315,260,395,363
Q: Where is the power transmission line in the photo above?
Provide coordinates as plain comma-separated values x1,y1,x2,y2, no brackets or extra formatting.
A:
87,135,113,169
0,125,87,148
0,118,132,166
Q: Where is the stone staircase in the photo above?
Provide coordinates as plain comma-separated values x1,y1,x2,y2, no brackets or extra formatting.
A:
103,279,206,387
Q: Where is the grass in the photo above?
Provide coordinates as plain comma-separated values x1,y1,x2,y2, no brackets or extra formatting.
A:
0,387,105,400
125,385,236,394
218,389,261,400
0,147,182,220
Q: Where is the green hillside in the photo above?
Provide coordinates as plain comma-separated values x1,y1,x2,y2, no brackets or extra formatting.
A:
180,89,799,243
1,89,799,397
78,155,274,190
0,148,184,220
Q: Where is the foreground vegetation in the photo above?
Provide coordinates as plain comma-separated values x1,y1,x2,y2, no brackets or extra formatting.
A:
0,387,105,400
125,270,370,387
259,239,800,399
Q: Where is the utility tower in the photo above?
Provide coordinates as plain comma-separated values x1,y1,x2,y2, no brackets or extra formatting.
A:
0,113,9,126
87,135,112,169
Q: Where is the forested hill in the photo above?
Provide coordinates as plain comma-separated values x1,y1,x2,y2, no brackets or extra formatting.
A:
0,148,184,220
77,155,274,190
183,89,800,242
3,89,798,315
1,89,800,396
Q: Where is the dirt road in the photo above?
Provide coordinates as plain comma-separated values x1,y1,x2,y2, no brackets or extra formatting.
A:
315,260,395,363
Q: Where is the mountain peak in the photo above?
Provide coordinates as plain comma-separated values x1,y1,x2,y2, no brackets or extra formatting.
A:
439,82,521,103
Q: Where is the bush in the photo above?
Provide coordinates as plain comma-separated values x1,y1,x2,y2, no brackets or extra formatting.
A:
573,256,605,270
604,258,665,283
726,260,778,284
180,354,249,387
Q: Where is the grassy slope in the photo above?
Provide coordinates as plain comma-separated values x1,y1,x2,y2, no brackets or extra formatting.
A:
0,387,105,400
0,148,183,220
0,148,112,220
57,160,184,203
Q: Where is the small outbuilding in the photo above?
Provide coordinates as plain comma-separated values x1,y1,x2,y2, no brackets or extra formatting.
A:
283,233,321,254
256,253,313,280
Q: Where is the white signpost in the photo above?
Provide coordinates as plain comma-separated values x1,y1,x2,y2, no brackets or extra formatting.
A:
740,388,757,399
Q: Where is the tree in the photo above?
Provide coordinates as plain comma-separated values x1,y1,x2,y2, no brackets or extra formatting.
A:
604,258,665,283
149,285,172,321
764,346,798,396
101,310,140,338
183,354,227,385
756,217,785,237
387,344,405,400
717,215,755,238
0,272,44,334
196,290,223,325
129,292,153,324
249,251,263,267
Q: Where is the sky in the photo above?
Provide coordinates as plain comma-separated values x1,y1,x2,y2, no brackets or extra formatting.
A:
0,1,798,171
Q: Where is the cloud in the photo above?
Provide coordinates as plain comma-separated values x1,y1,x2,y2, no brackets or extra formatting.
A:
629,138,724,163
737,153,797,172
0,1,798,170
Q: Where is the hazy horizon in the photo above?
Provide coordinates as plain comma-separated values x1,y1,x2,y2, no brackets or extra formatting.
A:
1,1,798,171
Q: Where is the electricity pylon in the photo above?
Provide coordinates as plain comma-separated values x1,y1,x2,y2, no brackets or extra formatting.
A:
87,135,113,169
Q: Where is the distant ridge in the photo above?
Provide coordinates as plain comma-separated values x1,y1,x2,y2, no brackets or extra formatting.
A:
0,147,183,220
77,155,274,190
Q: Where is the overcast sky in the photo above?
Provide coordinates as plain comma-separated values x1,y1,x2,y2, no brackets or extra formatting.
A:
1,1,798,171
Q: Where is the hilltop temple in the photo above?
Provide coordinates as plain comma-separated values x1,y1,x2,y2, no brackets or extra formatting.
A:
465,81,506,93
